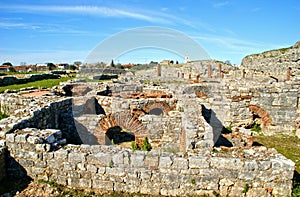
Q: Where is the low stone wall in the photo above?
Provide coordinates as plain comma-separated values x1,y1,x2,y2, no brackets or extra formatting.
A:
5,128,294,196
0,73,60,87
0,95,80,144
0,146,6,182
0,93,58,117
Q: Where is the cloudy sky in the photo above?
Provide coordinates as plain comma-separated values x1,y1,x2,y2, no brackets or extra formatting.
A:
0,0,299,65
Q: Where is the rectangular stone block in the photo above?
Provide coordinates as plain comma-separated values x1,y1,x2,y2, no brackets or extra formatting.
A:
6,133,15,143
15,134,29,143
92,180,114,190
130,154,145,167
68,152,86,163
159,156,172,168
210,157,242,171
54,149,68,160
79,178,91,188
67,177,80,187
87,152,112,166
189,156,210,169
86,164,97,173
171,157,188,169
144,155,159,169
106,167,125,177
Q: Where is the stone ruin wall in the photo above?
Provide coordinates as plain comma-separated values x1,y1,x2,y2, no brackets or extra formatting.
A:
191,78,300,135
0,94,79,144
0,84,296,196
0,73,60,87
174,60,300,136
3,128,295,196
241,41,300,81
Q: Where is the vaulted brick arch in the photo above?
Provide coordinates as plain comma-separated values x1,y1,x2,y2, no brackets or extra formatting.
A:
248,105,272,128
95,112,147,145
143,101,174,115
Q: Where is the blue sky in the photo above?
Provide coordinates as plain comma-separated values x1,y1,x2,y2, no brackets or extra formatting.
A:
0,0,299,65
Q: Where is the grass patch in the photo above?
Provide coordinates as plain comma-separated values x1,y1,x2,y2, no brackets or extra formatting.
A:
0,76,75,93
0,111,9,120
253,135,300,195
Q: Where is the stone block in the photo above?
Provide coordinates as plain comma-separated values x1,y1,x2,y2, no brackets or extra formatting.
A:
112,152,124,166
27,136,43,144
79,179,92,188
171,157,188,169
6,133,15,143
87,152,112,166
67,177,80,187
130,154,145,167
77,163,86,171
19,159,34,167
159,156,173,168
63,162,76,171
36,144,51,152
68,152,86,163
92,180,114,190
210,157,242,171
106,167,125,177
188,156,210,169
144,155,159,169
84,164,96,173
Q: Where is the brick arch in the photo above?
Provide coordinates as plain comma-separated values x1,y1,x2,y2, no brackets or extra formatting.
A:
95,112,147,145
248,105,272,128
143,101,174,115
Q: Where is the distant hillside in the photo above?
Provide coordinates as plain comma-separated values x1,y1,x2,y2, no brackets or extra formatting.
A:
241,41,300,80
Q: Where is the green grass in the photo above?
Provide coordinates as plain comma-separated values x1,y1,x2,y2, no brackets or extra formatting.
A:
253,135,300,196
0,76,75,93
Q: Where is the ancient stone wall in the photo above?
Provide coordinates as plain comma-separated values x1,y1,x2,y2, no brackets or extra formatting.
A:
0,73,60,87
4,128,295,196
0,94,80,144
0,93,58,117
241,41,300,81
192,78,300,135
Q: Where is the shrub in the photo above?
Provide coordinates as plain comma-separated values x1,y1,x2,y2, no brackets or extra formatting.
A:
250,123,261,132
140,137,152,151
131,137,152,151
131,141,139,151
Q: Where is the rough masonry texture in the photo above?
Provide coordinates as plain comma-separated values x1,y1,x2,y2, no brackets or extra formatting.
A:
5,129,295,196
1,42,300,196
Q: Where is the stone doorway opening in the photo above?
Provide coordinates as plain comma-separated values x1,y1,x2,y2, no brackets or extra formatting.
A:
149,108,164,116
105,126,135,145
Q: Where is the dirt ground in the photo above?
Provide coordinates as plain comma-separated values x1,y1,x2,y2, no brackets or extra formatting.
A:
20,90,51,97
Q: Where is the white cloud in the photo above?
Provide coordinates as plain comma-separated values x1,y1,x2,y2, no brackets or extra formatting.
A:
0,22,40,30
251,7,262,12
0,5,174,24
213,1,229,8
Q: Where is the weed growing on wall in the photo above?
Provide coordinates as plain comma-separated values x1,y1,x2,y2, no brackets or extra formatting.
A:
131,137,152,151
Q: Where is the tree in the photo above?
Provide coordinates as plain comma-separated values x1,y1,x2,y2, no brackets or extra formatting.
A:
47,63,56,70
8,66,16,72
2,62,13,67
225,60,232,65
176,60,179,64
110,60,115,67
69,64,78,70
